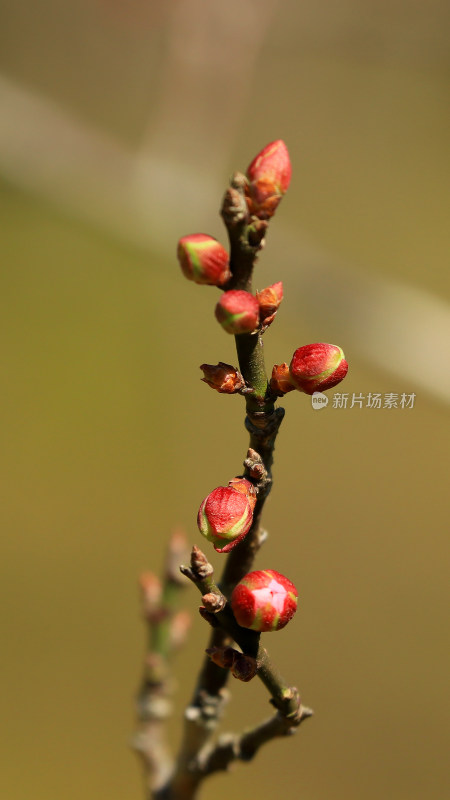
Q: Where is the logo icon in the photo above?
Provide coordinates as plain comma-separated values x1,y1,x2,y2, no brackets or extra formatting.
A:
311,392,328,410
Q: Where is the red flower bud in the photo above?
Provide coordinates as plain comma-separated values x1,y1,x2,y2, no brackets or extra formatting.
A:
227,477,257,511
177,234,231,286
289,343,348,395
197,486,254,553
215,290,259,335
231,570,298,632
200,362,245,394
245,140,292,219
270,363,295,396
256,281,284,326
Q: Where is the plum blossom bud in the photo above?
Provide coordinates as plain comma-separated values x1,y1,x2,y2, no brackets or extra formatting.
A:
231,569,298,632
177,234,231,286
289,343,348,395
139,572,162,620
200,362,245,394
215,290,259,335
197,486,254,553
226,477,257,511
245,140,292,219
270,363,295,396
256,281,283,327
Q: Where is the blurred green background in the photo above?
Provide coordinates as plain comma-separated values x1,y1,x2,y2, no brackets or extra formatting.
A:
1,2,449,799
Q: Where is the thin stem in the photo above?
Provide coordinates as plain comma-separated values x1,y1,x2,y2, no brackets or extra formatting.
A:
235,331,270,407
198,706,313,777
133,533,190,794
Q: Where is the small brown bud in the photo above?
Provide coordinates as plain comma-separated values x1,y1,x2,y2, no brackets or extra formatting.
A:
230,653,258,683
244,449,266,481
200,362,245,394
201,592,226,613
205,646,236,670
221,180,248,226
190,545,214,579
205,647,258,682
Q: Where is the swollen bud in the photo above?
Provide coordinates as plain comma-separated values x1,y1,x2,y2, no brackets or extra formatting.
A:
200,362,245,394
177,234,231,286
215,290,259,335
197,486,254,553
289,343,348,395
226,477,257,510
245,140,292,220
256,281,283,327
231,569,298,632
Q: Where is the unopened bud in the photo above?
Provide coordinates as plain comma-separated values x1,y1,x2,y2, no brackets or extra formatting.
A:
245,140,292,220
243,448,266,481
256,281,283,327
197,486,254,553
206,646,236,670
205,647,257,682
221,181,248,226
231,569,298,632
270,363,295,396
227,477,257,511
289,343,348,395
201,592,226,613
230,653,257,683
139,572,162,618
190,545,214,579
200,362,245,394
177,234,231,287
215,290,260,335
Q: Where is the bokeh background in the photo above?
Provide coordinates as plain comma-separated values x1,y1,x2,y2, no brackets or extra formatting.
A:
1,2,449,799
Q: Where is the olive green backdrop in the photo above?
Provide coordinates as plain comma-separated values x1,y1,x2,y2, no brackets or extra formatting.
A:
1,2,449,799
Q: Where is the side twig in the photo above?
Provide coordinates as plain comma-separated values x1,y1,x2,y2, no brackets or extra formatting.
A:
133,531,191,793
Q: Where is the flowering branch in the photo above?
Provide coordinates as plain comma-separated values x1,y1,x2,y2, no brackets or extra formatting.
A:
136,140,349,800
